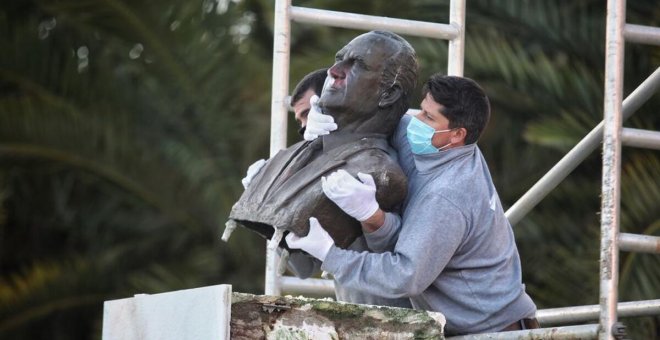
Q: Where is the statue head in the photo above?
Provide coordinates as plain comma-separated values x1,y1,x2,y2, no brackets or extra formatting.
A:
226,32,414,251
319,31,418,136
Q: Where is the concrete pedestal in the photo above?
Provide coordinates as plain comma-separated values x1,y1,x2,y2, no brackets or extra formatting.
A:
102,284,445,340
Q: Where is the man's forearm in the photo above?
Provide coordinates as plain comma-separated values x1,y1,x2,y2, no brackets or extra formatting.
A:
361,209,385,233
363,211,402,252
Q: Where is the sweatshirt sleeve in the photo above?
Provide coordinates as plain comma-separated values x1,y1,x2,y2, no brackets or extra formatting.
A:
322,193,467,298
364,212,401,252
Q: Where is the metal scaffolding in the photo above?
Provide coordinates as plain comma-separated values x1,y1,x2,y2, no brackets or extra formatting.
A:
267,0,466,297
267,0,660,338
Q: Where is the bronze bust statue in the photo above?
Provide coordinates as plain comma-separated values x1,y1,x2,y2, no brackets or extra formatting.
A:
228,31,418,251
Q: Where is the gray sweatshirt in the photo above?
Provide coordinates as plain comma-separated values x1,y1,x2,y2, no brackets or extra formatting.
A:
322,114,536,335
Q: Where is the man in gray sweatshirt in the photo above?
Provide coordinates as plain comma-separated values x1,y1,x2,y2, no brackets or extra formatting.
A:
287,74,538,335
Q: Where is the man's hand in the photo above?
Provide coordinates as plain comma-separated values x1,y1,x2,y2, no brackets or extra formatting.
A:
285,217,334,261
303,95,337,141
241,159,267,189
322,170,380,222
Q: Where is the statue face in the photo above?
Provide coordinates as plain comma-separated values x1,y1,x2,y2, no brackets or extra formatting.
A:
320,32,401,127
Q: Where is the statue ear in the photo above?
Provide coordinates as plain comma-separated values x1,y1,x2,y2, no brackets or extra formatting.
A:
378,84,403,108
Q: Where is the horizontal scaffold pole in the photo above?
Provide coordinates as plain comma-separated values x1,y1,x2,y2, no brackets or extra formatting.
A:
291,6,459,40
619,233,660,253
447,324,599,340
621,127,660,150
625,24,660,46
537,299,660,325
280,276,335,296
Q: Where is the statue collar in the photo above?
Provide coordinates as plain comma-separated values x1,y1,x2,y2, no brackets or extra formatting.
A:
321,132,388,152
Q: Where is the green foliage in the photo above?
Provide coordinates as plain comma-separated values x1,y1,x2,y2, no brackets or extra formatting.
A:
1,0,658,338
1,1,266,338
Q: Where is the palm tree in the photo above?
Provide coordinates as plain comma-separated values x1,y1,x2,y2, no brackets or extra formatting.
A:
0,1,269,338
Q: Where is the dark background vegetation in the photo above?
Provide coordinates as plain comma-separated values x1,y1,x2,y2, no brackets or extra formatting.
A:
0,0,658,338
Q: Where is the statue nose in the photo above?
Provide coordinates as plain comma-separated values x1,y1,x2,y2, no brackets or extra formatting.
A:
329,63,346,80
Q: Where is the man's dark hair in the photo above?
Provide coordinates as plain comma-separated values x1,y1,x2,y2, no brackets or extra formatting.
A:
290,68,328,107
423,75,490,145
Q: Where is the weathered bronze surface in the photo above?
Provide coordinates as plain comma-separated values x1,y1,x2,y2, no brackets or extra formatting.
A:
229,31,418,249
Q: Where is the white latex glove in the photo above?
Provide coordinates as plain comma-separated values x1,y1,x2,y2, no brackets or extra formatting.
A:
303,95,337,141
285,217,334,261
241,158,267,189
322,170,379,222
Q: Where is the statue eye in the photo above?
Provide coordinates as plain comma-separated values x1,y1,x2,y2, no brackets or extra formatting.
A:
335,51,346,62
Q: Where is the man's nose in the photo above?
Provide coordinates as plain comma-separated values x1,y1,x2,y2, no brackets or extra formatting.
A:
329,62,346,80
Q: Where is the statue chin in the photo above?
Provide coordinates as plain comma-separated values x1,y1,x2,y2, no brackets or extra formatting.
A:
317,102,338,115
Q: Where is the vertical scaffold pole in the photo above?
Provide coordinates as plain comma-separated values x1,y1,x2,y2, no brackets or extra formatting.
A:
266,0,292,296
600,0,625,339
447,0,466,76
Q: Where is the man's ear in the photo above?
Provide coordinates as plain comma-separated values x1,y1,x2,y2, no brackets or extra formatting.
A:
450,127,467,145
378,84,403,108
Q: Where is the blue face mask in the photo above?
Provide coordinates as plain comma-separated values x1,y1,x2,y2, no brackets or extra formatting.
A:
406,116,453,155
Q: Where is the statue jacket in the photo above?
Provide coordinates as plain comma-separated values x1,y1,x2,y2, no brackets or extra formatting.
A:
229,132,407,249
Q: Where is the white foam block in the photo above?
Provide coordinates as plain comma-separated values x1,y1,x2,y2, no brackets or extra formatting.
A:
102,284,232,340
